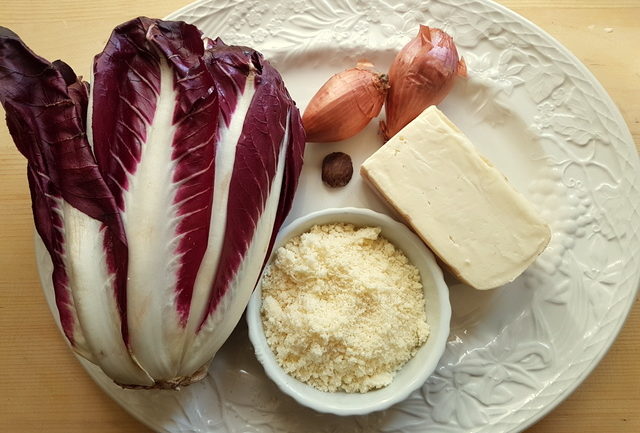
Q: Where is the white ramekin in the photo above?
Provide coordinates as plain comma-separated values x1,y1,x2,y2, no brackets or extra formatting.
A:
246,207,451,416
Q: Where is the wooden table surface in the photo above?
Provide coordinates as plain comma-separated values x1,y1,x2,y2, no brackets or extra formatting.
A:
0,0,638,432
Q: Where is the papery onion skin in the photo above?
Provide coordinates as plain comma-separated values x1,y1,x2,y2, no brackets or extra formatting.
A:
381,25,466,141
303,65,389,142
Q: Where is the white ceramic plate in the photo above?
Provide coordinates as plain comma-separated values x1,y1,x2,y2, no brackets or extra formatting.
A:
37,0,640,432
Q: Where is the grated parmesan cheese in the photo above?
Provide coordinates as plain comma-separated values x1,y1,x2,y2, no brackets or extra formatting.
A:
260,223,429,393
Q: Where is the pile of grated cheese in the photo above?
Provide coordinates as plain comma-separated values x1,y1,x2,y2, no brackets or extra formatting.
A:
260,223,429,393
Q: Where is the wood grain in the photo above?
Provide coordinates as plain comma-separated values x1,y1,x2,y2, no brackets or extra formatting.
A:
0,1,638,432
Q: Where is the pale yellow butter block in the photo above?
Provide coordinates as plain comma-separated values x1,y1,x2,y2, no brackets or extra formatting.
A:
361,106,550,290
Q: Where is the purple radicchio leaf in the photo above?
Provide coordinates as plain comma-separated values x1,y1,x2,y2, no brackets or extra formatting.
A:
209,42,305,317
90,17,220,380
0,27,128,350
176,39,305,376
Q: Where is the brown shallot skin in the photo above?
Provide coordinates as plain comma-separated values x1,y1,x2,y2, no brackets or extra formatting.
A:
381,25,467,141
303,64,388,142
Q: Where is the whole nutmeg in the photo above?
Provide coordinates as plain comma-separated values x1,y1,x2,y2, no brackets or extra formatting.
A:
321,152,353,188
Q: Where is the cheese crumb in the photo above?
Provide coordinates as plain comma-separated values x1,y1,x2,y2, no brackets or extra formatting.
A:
260,223,429,393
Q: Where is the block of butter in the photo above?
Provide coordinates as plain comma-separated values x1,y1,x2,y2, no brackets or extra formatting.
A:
361,106,550,290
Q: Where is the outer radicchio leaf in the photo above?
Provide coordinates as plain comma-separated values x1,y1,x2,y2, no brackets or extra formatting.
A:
206,44,286,316
268,74,306,249
144,18,220,320
90,17,219,381
204,42,304,317
0,29,146,383
0,27,129,358
178,40,305,376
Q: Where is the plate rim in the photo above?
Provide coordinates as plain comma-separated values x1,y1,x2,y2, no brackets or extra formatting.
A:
469,0,640,430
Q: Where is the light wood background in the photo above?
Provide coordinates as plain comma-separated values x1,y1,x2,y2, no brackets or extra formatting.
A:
0,1,638,432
